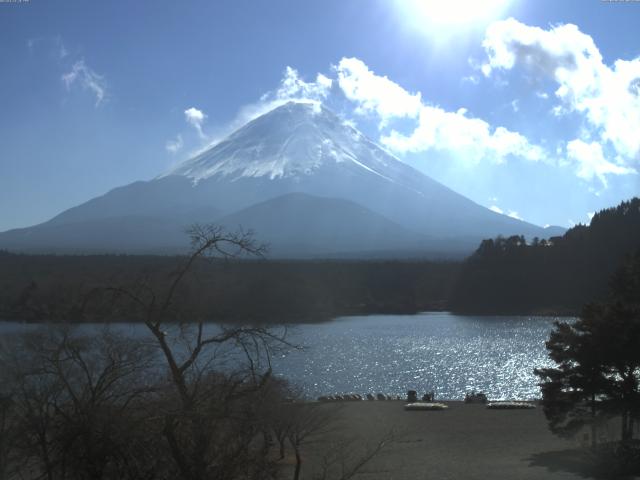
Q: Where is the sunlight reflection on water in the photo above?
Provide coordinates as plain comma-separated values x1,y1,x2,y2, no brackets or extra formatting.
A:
0,313,571,401
270,312,570,400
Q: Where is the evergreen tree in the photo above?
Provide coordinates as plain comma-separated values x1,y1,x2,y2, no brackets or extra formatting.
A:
535,253,640,446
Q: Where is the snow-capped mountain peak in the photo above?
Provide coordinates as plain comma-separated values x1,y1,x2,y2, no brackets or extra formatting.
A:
165,101,394,182
0,100,561,257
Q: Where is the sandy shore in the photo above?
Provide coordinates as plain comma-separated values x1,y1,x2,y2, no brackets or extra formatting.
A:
295,401,587,480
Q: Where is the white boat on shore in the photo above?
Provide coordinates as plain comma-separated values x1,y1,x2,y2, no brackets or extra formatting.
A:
404,402,448,411
486,401,536,409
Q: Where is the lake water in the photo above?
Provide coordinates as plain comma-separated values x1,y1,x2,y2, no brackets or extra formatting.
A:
0,313,569,400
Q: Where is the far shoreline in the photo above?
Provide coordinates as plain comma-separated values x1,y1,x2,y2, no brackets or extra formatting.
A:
0,307,579,325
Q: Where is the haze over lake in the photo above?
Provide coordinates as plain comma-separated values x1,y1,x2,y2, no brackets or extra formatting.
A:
1,313,567,400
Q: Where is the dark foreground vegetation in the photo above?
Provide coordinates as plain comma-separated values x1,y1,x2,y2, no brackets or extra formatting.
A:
0,226,392,480
0,327,393,480
533,250,640,477
451,198,640,315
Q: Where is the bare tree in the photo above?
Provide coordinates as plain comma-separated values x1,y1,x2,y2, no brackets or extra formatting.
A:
105,225,292,480
0,326,159,480
1,224,395,480
0,391,13,480
286,402,337,480
273,396,396,480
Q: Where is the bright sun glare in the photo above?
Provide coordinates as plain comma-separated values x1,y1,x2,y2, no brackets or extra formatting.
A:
396,0,512,33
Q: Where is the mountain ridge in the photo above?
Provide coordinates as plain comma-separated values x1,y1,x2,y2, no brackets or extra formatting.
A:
0,101,564,257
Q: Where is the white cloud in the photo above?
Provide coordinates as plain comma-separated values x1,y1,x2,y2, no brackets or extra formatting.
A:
238,67,332,129
481,18,640,181
54,36,69,59
566,139,636,187
333,57,546,165
276,67,332,101
316,73,333,90
587,211,595,222
193,59,543,170
184,107,207,138
61,59,106,106
335,57,422,124
59,43,69,59
183,67,332,157
462,75,480,85
490,204,522,220
165,134,183,154
380,105,546,164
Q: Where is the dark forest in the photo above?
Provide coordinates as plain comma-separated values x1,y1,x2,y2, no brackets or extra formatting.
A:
1,197,638,323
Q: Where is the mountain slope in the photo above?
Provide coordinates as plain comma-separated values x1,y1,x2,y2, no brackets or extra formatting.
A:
0,101,562,257
0,213,218,254
162,101,549,239
215,192,433,257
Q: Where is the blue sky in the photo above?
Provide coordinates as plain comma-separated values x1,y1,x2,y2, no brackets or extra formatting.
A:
1,0,639,231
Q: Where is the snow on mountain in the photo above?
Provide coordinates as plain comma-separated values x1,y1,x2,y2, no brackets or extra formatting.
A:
165,101,395,182
0,101,564,257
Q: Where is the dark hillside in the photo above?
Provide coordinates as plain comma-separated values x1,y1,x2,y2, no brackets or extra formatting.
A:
450,198,640,314
0,254,459,323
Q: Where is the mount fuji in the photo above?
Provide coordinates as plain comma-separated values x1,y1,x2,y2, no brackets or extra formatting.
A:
0,101,564,258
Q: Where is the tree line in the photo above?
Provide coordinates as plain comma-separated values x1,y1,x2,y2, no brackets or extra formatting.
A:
0,253,458,324
450,198,640,315
2,198,639,322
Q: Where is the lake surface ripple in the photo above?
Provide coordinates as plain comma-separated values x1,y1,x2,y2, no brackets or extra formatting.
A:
0,313,569,401
271,312,567,400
